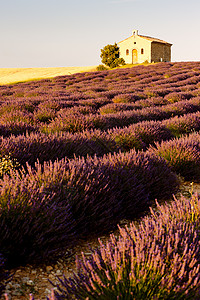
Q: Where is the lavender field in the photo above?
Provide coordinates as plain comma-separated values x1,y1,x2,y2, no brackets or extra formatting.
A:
1,61,200,299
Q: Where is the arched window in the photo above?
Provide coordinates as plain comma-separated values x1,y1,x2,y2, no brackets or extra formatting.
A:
126,49,129,55
141,48,144,54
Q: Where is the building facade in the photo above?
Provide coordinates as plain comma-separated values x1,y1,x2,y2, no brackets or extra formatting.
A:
118,30,172,64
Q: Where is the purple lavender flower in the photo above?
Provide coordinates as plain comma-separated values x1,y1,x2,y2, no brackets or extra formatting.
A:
49,194,200,299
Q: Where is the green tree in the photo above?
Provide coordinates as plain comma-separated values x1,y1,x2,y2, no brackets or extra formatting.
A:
100,43,125,68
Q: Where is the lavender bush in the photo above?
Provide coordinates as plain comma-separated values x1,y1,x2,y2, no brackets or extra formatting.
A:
0,167,77,266
64,149,178,233
164,92,192,103
163,111,200,137
0,121,38,137
150,132,200,180
49,194,200,300
112,93,141,103
110,120,173,151
99,103,139,114
0,131,120,167
10,193,200,300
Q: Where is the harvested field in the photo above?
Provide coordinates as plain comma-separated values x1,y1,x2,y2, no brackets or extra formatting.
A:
0,66,97,85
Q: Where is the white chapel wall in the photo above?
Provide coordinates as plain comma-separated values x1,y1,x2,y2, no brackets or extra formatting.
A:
118,35,151,64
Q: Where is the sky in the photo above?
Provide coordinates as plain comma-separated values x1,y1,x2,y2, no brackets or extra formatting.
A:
0,0,200,68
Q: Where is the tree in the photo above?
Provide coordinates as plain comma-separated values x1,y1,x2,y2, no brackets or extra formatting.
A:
100,43,125,68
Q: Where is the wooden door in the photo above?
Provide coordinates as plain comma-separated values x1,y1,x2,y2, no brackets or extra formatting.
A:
132,49,138,64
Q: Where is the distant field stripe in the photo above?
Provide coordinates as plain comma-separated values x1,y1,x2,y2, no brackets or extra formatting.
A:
0,66,97,85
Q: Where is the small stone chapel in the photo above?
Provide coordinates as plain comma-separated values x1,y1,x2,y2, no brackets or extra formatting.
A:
118,30,172,64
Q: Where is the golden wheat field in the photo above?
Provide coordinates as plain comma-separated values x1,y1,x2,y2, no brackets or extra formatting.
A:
0,66,97,85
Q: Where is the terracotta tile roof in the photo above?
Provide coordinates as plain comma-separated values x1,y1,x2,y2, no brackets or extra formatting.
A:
118,34,172,46
139,35,172,45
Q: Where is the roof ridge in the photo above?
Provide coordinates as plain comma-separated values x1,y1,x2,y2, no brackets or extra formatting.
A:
138,34,172,45
118,34,172,46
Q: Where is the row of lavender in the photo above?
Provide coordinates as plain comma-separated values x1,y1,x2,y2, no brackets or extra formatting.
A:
1,109,200,177
1,95,200,138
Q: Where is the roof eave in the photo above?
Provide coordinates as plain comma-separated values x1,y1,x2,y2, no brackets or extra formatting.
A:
151,41,173,46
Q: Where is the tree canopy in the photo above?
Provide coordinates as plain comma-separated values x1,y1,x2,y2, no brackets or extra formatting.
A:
100,43,125,68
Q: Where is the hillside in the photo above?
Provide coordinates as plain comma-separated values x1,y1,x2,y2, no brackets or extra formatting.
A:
1,61,200,299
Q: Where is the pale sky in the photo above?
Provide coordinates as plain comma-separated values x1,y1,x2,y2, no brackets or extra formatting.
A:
0,0,200,67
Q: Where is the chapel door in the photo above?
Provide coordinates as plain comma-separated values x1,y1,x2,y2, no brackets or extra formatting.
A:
132,49,138,64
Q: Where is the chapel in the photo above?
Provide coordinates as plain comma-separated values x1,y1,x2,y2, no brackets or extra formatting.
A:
118,30,172,64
